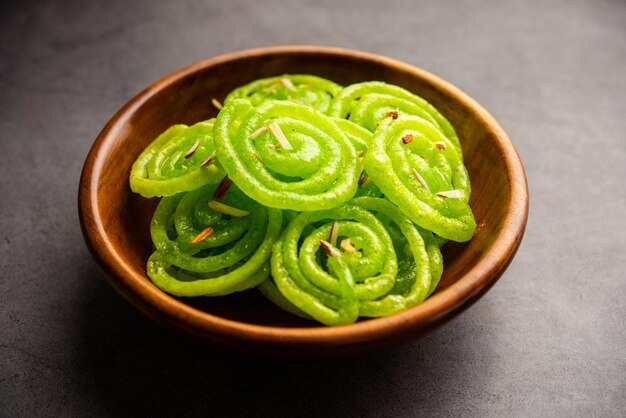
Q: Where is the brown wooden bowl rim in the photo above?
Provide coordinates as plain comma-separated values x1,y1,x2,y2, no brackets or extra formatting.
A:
79,45,529,347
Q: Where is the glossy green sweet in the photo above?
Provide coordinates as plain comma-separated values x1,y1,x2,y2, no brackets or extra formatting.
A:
356,197,443,315
214,99,359,211
146,183,282,297
329,81,461,149
365,115,476,241
128,75,477,325
267,197,442,325
224,74,343,114
129,119,224,197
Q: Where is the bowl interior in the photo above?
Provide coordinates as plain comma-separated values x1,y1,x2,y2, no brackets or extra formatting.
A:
93,49,513,328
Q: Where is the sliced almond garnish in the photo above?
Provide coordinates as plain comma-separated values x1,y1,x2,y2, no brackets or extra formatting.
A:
358,175,371,188
357,150,365,157
184,139,200,159
358,166,368,187
320,240,341,257
280,78,297,91
329,221,339,246
213,176,233,199
200,152,216,168
191,227,214,244
340,238,356,253
211,98,223,110
412,168,431,193
250,126,267,139
385,110,399,120
268,122,293,150
436,190,464,199
402,134,414,144
252,150,264,164
434,141,447,150
207,201,250,217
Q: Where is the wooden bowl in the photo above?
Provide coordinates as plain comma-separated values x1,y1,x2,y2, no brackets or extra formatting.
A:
79,46,528,358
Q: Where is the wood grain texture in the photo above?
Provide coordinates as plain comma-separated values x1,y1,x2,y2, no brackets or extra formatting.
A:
78,46,528,357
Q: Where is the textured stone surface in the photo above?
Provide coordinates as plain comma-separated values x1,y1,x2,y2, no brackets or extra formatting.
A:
1,0,625,416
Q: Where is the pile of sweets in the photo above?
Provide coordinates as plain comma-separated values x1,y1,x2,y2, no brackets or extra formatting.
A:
129,75,476,326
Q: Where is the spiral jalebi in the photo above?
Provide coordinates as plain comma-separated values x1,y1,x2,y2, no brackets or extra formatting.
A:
214,99,359,211
265,197,442,325
364,115,476,241
147,183,282,296
224,74,343,115
130,119,224,197
329,81,461,149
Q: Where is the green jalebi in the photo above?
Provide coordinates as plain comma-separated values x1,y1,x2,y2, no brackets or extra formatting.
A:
146,183,282,296
224,74,343,115
214,99,359,211
365,115,476,241
130,119,224,197
329,81,461,149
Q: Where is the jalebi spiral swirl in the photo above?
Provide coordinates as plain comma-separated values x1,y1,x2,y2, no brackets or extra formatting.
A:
224,74,343,114
214,99,359,211
130,119,224,197
329,81,460,149
146,183,282,296
262,197,442,325
364,115,476,241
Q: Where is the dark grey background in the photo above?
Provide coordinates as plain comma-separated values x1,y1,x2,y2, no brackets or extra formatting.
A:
1,0,625,416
